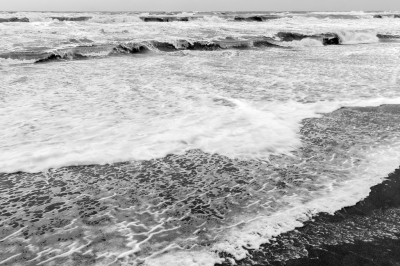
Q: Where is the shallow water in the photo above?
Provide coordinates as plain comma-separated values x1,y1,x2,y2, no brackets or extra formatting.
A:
1,11,400,266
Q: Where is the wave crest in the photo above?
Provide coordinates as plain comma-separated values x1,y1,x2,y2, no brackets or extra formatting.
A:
0,30,395,65
337,30,379,44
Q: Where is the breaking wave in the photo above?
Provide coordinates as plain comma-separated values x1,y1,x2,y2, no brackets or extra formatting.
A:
0,17,29,23
2,12,400,24
0,31,396,64
49,16,92,21
337,30,379,44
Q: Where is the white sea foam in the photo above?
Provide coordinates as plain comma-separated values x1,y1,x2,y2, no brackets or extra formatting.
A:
89,15,142,23
337,30,379,44
1,97,399,173
197,16,229,23
0,58,36,66
145,251,224,266
0,98,306,173
278,38,324,47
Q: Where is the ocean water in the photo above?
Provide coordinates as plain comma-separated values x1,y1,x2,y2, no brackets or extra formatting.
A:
1,11,400,266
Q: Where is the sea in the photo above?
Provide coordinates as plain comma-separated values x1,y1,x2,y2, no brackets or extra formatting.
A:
1,11,400,266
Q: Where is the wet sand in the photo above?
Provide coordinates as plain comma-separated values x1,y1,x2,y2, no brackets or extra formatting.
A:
219,164,400,265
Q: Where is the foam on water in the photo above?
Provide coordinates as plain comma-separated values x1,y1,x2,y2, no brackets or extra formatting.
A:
337,30,379,44
0,97,309,173
1,64,400,173
275,38,324,47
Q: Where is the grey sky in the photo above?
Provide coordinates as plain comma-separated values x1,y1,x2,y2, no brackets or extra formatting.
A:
1,0,399,12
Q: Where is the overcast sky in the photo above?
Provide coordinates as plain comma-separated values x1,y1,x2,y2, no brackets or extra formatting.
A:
1,0,399,12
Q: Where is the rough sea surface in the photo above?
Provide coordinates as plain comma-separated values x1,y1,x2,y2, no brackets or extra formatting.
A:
1,11,400,266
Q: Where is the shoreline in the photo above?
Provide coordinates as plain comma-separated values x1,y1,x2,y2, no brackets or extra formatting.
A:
218,167,400,265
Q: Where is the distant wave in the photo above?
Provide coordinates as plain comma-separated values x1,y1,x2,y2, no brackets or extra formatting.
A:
0,17,29,23
2,13,400,24
139,16,190,22
233,15,282,21
275,30,394,45
0,31,398,64
49,16,92,21
373,14,400,18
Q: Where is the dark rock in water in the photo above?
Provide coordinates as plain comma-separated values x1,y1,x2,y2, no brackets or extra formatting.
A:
50,16,91,21
112,43,150,54
323,37,340,45
373,15,383,18
0,17,29,23
395,14,400,18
